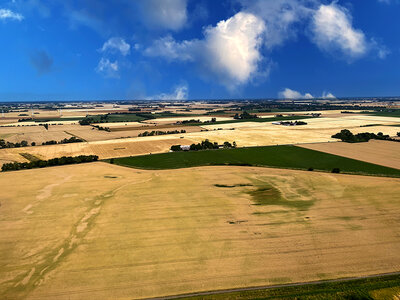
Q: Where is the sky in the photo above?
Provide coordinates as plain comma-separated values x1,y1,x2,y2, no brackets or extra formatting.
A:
0,0,399,101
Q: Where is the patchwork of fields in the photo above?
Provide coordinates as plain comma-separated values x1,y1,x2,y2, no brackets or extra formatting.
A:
1,102,400,299
0,112,399,167
1,163,400,299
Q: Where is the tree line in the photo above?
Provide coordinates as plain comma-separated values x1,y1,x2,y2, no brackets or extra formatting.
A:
233,111,258,120
332,129,399,143
41,136,83,145
139,130,186,137
0,136,83,149
170,139,237,152
1,155,98,172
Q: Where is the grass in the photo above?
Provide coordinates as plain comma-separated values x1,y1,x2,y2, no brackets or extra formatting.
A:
177,273,400,300
110,145,400,177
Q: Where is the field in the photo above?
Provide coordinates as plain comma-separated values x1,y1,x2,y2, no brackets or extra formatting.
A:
299,140,400,170
1,163,400,299
0,137,195,162
112,145,400,177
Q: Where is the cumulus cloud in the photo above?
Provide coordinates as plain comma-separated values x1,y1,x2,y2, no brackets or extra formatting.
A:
240,0,315,49
0,8,23,21
322,91,336,99
30,50,53,75
95,58,119,78
279,88,336,99
148,84,188,100
279,88,314,99
137,0,188,31
201,12,265,87
310,3,367,59
145,12,266,90
100,37,130,56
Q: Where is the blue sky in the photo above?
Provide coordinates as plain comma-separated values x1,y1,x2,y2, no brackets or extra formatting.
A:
0,0,399,101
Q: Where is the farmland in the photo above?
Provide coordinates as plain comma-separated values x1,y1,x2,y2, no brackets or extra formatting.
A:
111,145,400,177
299,140,400,170
1,163,400,299
1,99,400,299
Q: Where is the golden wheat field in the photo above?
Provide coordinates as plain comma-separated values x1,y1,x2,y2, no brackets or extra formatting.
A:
0,137,195,162
0,163,400,299
299,140,400,169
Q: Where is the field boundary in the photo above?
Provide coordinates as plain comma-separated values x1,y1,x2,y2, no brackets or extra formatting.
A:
147,272,400,300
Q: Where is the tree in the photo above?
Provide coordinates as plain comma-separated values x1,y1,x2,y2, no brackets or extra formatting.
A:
331,168,340,173
170,145,181,152
223,141,232,149
31,142,36,146
397,132,400,137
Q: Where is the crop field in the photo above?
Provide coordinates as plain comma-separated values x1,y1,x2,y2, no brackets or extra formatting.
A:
112,145,400,177
0,125,75,144
0,137,195,163
299,140,400,170
1,163,400,299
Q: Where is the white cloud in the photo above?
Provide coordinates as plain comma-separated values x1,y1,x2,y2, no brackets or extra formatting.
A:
322,91,336,99
148,84,188,100
100,37,130,56
144,35,196,61
0,8,23,21
137,0,188,31
95,58,119,78
145,12,266,90
311,3,367,59
279,88,314,99
240,0,315,49
279,88,336,99
201,12,265,87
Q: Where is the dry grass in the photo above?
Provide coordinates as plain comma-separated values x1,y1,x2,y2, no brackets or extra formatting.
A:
0,163,400,299
299,140,400,170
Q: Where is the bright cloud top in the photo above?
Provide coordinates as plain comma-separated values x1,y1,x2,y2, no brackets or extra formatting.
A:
202,12,265,87
145,12,265,89
311,3,367,58
0,9,23,21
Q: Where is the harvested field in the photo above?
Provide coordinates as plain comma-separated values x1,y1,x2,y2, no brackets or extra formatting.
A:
1,163,400,299
0,137,195,163
299,140,400,170
0,126,74,144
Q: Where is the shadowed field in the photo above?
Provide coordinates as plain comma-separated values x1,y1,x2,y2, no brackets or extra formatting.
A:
1,163,400,299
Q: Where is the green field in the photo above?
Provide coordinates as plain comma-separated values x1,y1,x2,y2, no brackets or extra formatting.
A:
179,274,400,300
362,110,400,118
111,145,400,177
